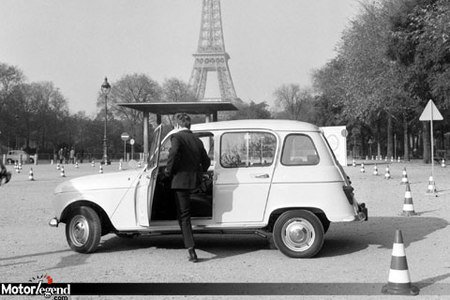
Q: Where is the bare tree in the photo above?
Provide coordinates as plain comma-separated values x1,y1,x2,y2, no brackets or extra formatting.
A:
273,84,313,121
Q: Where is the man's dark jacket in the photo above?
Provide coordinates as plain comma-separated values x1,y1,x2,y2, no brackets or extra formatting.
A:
166,129,211,189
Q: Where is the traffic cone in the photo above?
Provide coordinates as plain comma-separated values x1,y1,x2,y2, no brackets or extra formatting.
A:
91,160,95,167
441,159,446,168
352,159,356,167
119,160,122,171
99,165,103,174
397,156,401,163
384,165,391,179
390,156,394,163
29,168,35,181
371,155,374,161
373,164,379,176
426,175,436,194
18,162,22,170
365,156,368,161
381,230,419,295
385,156,388,162
56,163,60,170
401,183,416,216
60,166,66,177
400,168,409,185
360,163,365,173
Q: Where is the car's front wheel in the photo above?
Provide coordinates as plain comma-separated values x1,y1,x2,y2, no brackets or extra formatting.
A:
273,210,324,258
65,206,101,253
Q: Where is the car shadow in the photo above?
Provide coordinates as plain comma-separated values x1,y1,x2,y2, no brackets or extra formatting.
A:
319,216,448,258
96,232,269,261
94,216,448,260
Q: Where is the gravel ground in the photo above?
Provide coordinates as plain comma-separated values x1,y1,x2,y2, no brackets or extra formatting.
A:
0,159,449,299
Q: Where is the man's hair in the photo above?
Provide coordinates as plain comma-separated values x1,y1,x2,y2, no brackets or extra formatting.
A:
174,113,191,129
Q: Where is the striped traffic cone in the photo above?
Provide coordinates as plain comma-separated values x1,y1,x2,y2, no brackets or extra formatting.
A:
56,163,60,170
426,175,437,194
60,166,66,177
75,161,79,168
360,163,365,173
99,165,103,174
401,183,416,216
352,159,356,167
29,168,35,181
373,164,379,176
400,168,408,185
390,156,394,163
91,160,95,167
119,160,123,171
381,230,419,295
441,159,446,168
384,165,391,179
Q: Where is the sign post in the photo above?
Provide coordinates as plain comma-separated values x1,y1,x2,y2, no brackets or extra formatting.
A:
120,132,130,161
419,99,443,190
130,138,135,161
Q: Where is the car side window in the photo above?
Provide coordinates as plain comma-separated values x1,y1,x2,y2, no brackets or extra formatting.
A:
220,132,276,168
159,132,214,166
281,134,320,165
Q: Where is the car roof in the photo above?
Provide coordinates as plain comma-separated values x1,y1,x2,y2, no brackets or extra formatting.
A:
191,119,320,132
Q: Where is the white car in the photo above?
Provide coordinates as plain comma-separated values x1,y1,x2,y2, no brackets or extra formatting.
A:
49,120,367,258
6,150,33,164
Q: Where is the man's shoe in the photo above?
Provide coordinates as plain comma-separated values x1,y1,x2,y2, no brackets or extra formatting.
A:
188,248,198,263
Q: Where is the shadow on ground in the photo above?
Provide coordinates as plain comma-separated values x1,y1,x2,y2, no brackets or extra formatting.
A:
94,216,448,259
319,216,448,257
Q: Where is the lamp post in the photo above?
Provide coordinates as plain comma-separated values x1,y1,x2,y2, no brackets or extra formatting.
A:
101,77,111,165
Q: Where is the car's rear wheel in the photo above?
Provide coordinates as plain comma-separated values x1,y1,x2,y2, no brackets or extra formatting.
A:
65,206,101,253
273,210,324,258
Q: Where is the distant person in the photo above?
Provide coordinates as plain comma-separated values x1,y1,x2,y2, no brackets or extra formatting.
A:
58,148,64,164
70,148,75,164
0,161,12,186
165,113,211,262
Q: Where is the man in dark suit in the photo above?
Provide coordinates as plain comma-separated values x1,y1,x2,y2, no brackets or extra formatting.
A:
165,113,211,262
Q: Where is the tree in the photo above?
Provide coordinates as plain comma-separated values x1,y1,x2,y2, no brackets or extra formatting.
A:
162,78,196,102
273,84,314,121
103,73,162,145
229,101,272,120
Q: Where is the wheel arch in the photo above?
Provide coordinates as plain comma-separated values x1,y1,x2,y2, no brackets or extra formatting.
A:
267,207,328,232
60,200,115,236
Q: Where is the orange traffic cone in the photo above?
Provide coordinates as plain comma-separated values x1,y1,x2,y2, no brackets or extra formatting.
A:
373,164,379,176
29,168,35,181
381,230,419,295
384,165,391,179
401,183,416,216
426,175,436,194
360,163,365,173
400,168,408,185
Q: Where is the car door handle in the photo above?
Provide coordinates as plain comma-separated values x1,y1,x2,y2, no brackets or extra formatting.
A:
253,173,269,179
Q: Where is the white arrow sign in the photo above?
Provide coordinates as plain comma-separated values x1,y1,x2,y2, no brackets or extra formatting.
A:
419,100,443,121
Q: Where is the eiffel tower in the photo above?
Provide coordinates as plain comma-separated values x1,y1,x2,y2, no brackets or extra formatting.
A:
189,0,237,102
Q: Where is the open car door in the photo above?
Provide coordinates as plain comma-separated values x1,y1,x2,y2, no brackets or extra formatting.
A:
135,125,162,226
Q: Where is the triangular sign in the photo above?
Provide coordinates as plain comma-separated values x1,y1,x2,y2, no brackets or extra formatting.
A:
419,100,443,121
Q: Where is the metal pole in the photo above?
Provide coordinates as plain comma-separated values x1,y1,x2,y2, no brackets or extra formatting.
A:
431,104,434,178
103,93,108,165
123,140,126,162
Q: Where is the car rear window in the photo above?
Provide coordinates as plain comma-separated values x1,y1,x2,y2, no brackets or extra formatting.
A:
281,134,320,165
220,132,276,168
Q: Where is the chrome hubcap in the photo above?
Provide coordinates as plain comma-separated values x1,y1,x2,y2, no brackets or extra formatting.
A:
70,215,89,247
282,218,315,252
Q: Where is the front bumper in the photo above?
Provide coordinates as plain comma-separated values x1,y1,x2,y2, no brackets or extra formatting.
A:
49,217,59,227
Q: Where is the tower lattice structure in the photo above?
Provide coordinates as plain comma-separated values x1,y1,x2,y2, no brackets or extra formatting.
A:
189,0,237,101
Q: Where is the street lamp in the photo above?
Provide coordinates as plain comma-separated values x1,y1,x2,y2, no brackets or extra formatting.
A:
101,77,111,165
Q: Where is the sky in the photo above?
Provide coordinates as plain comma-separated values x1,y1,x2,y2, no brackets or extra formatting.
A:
0,0,361,115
